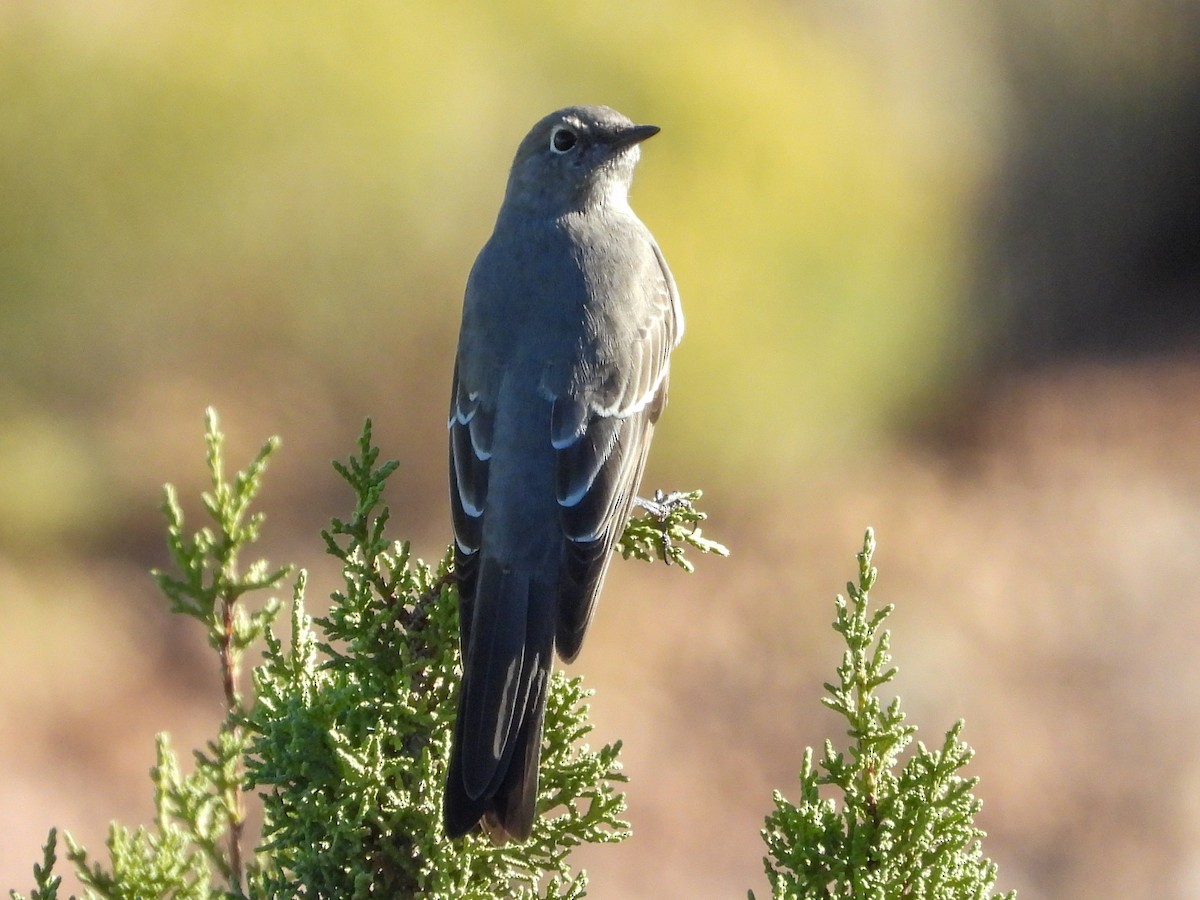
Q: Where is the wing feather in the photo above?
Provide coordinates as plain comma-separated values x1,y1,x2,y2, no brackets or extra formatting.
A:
552,241,681,660
448,360,493,649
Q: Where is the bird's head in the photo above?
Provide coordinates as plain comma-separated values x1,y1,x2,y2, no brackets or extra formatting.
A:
503,105,660,215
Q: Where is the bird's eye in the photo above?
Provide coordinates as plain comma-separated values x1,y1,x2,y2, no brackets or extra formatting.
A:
550,126,577,154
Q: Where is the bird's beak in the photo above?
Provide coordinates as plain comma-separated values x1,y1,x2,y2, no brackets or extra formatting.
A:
610,123,661,151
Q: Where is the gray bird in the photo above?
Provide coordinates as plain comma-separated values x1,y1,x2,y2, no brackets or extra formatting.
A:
443,105,683,842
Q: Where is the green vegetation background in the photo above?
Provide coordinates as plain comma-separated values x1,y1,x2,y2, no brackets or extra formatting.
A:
0,1,977,552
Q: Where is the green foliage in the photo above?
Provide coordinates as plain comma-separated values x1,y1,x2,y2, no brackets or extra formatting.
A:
753,530,1014,900
149,408,289,897
243,421,630,898
14,411,703,898
65,737,213,900
9,409,1020,897
154,407,289,679
9,829,62,900
617,489,730,572
39,409,290,900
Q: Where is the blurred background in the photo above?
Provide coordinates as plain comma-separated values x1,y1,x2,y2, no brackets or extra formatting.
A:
2,1,1199,896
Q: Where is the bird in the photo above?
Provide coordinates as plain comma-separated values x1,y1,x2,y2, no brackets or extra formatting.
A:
443,105,683,843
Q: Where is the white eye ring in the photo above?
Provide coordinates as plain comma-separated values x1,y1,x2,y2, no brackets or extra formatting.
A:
550,126,578,154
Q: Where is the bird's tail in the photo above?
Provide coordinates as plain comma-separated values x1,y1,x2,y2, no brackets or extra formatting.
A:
443,560,554,843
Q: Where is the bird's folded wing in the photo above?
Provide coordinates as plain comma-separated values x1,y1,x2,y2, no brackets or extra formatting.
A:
448,359,493,650
551,243,682,660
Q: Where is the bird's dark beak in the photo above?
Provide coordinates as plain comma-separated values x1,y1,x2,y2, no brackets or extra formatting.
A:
610,124,660,151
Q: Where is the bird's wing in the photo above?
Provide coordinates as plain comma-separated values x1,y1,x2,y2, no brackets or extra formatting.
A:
551,241,682,661
448,356,494,652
